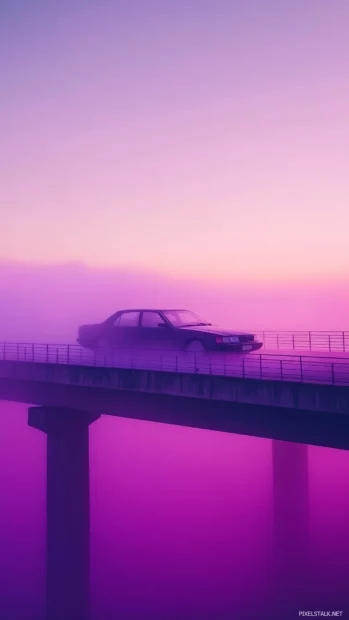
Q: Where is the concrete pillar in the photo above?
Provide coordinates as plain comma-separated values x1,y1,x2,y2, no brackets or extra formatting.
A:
29,406,100,620
271,440,310,617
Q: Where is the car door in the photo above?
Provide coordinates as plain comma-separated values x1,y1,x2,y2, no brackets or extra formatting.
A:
109,311,141,349
140,311,174,350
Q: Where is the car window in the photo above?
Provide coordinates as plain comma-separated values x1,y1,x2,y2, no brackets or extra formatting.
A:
163,310,207,327
118,311,140,327
142,312,166,328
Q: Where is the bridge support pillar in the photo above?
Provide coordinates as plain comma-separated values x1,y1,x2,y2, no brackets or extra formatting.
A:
272,440,310,617
28,406,100,620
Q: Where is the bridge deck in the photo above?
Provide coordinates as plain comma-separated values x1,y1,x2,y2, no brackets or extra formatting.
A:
0,342,349,386
1,343,349,449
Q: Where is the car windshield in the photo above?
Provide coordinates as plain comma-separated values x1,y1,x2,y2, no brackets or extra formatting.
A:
163,310,211,328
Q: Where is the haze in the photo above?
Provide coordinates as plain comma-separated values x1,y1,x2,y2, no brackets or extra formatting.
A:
0,261,348,343
1,0,349,288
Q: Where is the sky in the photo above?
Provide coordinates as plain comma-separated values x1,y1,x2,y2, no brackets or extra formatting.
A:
1,0,349,283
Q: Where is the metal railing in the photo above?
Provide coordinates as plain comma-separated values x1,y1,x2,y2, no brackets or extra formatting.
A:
0,341,349,386
254,331,349,353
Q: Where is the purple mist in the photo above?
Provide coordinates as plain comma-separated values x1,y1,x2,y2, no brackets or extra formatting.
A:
1,0,349,616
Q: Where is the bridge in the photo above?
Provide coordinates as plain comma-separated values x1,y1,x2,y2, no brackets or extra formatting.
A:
0,332,348,619
0,335,349,450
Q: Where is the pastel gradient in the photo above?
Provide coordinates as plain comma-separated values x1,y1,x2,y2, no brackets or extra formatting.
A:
1,0,349,282
1,2,349,618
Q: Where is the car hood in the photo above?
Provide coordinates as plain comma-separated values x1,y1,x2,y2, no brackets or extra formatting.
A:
179,324,254,336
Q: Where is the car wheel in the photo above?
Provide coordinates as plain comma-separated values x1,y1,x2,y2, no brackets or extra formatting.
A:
185,340,206,353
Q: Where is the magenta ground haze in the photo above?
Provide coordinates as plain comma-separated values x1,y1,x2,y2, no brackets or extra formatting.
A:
0,401,349,618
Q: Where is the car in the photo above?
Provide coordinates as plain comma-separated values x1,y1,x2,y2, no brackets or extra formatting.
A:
77,308,263,353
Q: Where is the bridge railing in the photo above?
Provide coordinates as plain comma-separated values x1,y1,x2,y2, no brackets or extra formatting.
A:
0,341,349,386
253,331,349,352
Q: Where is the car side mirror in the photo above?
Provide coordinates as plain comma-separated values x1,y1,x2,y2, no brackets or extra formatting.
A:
158,323,167,328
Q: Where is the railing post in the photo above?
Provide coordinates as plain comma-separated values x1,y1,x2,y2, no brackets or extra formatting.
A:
67,345,70,364
276,334,279,350
331,363,335,384
300,356,303,381
56,348,59,364
3,342,6,361
242,357,245,378
292,334,295,350
343,331,346,352
260,355,263,379
280,359,283,380
16,343,19,361
175,355,178,372
46,344,49,363
32,343,35,362
308,332,311,350
329,335,331,352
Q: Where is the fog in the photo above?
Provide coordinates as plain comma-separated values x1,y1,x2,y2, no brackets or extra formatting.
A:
0,260,347,343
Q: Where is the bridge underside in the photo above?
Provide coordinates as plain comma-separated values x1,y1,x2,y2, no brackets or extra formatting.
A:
1,377,349,450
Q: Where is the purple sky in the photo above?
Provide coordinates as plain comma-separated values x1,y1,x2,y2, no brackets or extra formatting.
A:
1,0,349,283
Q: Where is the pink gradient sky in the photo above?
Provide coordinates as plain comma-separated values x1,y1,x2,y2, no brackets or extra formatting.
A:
1,0,349,283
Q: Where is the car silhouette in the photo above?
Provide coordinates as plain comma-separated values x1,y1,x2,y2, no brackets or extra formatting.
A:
77,309,263,353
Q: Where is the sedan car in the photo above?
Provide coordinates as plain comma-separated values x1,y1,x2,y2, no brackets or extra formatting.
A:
77,309,263,353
